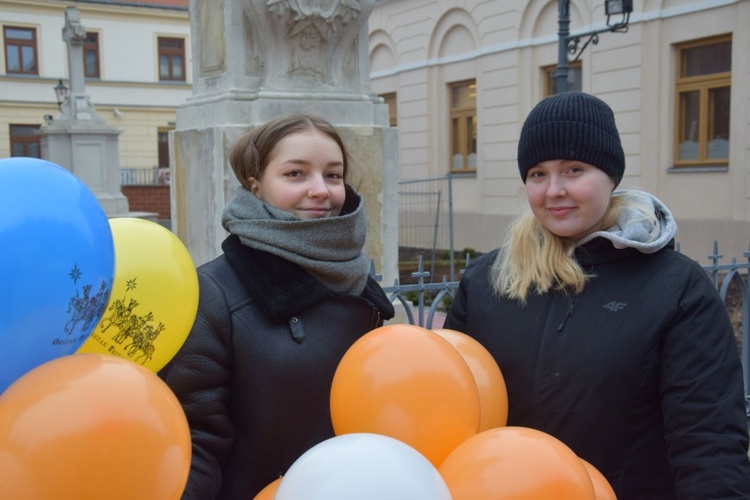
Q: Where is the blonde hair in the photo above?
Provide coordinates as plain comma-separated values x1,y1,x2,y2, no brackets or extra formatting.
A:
490,194,636,302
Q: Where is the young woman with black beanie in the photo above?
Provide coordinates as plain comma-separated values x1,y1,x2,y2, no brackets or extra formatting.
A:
445,91,750,499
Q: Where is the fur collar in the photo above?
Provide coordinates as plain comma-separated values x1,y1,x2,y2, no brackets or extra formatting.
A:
222,235,394,322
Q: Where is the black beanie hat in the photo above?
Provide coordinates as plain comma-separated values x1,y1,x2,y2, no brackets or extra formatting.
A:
517,91,625,187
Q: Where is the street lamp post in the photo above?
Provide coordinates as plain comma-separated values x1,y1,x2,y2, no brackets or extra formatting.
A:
54,79,69,111
555,0,572,96
555,0,633,95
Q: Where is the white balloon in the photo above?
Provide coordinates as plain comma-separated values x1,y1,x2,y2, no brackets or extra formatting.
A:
274,433,452,500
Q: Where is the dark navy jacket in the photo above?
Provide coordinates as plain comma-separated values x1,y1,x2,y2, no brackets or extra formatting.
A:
160,235,394,499
445,238,750,499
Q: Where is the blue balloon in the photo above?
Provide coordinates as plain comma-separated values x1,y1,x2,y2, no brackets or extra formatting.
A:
0,157,115,393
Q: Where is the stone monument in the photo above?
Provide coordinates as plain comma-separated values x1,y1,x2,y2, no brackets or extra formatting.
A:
39,7,130,217
172,0,398,284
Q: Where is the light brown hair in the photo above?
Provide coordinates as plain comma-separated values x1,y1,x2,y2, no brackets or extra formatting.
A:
229,114,351,191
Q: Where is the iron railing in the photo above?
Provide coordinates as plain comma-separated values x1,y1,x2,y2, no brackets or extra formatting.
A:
377,242,750,416
120,166,170,186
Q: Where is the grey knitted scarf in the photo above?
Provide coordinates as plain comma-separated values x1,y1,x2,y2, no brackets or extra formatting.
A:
221,186,369,295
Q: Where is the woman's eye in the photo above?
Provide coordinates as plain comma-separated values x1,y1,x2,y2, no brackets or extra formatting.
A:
327,171,344,179
285,170,303,177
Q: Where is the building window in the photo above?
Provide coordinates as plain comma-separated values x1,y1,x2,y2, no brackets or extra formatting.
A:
3,26,38,75
449,80,477,173
157,129,172,184
674,35,731,166
158,130,171,168
380,93,397,127
10,124,41,158
158,37,185,81
544,61,582,96
83,32,100,78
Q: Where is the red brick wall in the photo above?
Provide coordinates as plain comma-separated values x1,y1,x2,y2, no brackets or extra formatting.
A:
121,185,171,219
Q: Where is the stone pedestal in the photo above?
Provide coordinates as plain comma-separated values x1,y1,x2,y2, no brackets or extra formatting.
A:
172,0,398,285
40,123,130,217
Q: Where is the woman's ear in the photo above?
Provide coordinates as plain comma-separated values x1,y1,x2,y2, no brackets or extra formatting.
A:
248,177,260,197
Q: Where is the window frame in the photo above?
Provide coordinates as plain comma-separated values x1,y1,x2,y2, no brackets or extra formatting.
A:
10,124,41,158
157,128,172,169
448,79,477,174
157,127,173,185
3,26,38,75
83,31,100,79
673,34,732,168
379,92,397,127
157,37,186,82
543,60,583,97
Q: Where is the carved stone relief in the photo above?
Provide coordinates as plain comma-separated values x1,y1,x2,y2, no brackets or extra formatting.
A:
199,0,226,76
63,8,86,45
241,0,374,90
243,14,265,77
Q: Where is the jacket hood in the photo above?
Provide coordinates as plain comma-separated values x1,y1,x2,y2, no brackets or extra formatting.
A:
578,190,677,254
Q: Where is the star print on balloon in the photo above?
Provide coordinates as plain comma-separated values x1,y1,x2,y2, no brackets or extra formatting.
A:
69,263,82,285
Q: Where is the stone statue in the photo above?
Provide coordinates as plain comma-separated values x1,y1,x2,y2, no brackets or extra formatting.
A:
38,7,130,217
58,7,105,124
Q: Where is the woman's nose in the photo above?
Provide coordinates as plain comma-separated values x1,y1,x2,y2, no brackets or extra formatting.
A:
307,175,329,198
546,176,566,197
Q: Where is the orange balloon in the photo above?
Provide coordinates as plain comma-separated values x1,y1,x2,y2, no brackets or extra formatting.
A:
581,459,617,500
432,328,508,431
439,426,596,500
0,450,40,499
253,477,282,500
330,324,480,467
0,353,191,500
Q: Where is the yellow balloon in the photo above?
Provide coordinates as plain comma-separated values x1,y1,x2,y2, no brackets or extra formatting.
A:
78,218,198,373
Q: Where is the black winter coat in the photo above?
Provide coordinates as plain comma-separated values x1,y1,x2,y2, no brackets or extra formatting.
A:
445,238,750,499
160,235,395,499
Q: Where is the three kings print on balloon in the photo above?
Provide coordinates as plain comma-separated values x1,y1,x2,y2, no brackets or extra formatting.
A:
63,263,111,343
78,217,199,374
89,275,164,366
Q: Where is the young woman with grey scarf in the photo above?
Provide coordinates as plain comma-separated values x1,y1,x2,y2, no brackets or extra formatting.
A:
160,114,395,500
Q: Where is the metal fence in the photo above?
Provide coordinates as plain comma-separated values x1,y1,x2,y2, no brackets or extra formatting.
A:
397,176,456,281
120,167,170,186
376,242,750,416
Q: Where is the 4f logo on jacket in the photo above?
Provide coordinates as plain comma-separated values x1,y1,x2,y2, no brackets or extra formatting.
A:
603,301,627,312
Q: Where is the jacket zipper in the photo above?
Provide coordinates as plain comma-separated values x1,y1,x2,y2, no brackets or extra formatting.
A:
557,296,577,332
371,309,381,328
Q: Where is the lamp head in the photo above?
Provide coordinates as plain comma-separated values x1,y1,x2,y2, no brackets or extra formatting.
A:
54,79,69,108
605,0,633,15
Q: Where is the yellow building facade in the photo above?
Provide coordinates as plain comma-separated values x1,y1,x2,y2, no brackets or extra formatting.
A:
0,0,191,170
369,0,750,262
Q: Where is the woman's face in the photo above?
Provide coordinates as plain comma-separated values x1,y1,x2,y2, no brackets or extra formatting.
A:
249,128,347,219
525,159,615,241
